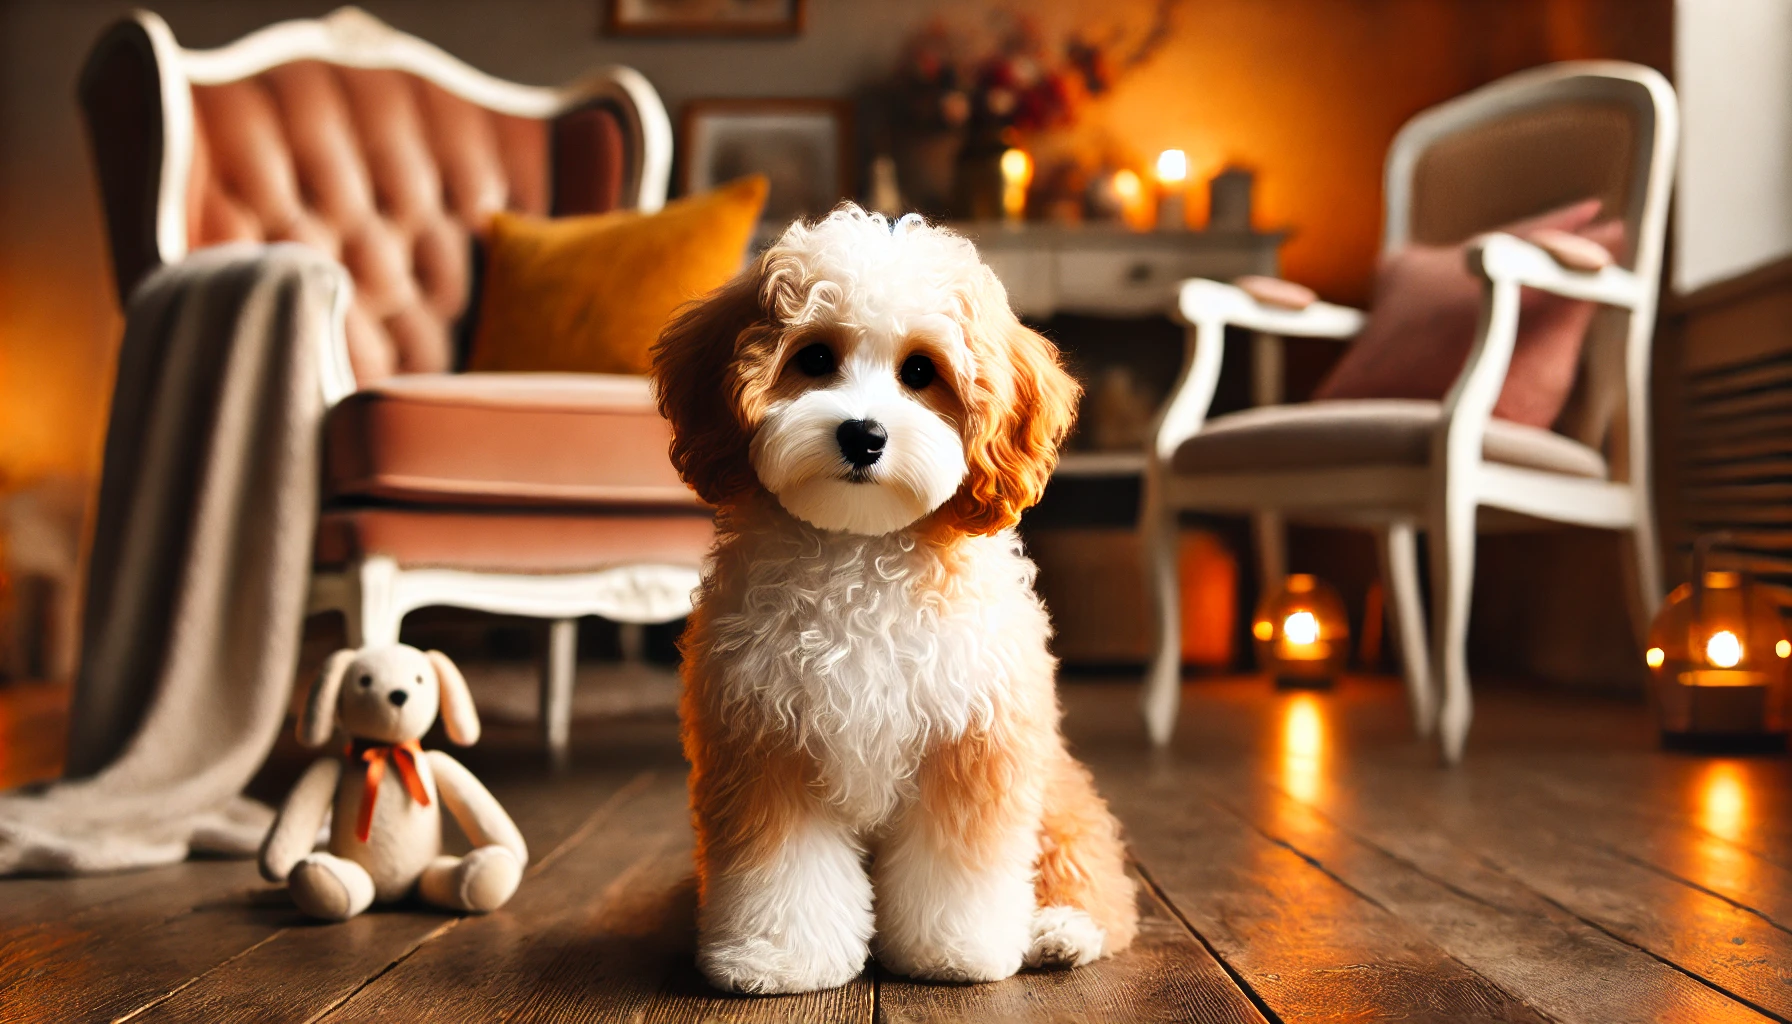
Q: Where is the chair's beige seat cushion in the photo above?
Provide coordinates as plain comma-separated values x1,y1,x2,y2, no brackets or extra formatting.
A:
316,508,713,572
1171,399,1608,479
324,373,700,508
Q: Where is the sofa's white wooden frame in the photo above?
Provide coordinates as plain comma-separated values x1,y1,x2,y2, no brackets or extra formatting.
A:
1141,62,1678,762
131,7,691,766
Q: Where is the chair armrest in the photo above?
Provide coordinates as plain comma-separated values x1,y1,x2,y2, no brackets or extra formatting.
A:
315,260,357,409
1150,279,1367,464
1437,232,1650,475
125,242,358,408
1468,232,1647,309
1178,278,1368,339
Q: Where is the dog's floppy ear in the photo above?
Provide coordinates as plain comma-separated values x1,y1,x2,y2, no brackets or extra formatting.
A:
301,649,356,748
427,649,480,746
651,270,770,507
942,270,1081,535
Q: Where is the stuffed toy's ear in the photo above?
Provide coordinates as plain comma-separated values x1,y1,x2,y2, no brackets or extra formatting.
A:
428,649,480,746
301,649,356,748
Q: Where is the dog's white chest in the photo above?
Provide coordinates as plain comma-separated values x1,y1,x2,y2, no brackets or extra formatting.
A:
703,523,1052,827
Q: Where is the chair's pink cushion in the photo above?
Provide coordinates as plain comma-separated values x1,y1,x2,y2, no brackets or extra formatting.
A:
315,508,713,572
1313,200,1624,428
324,372,701,508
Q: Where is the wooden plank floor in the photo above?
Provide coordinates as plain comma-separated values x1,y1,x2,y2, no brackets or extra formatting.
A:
3,673,1789,1023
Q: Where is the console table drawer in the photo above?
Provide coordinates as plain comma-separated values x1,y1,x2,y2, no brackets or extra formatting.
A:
1053,249,1261,315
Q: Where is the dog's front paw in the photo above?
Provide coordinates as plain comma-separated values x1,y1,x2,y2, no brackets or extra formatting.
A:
876,933,1026,984
698,935,866,994
1025,905,1106,968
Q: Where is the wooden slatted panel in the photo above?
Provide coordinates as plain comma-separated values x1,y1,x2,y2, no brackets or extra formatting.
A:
1677,349,1792,593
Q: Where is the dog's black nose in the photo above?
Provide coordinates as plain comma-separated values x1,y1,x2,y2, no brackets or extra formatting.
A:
387,690,409,708
836,419,887,468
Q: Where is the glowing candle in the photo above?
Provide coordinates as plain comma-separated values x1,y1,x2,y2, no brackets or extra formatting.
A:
1647,557,1789,745
1113,168,1142,202
1277,610,1326,663
1155,148,1188,230
1000,148,1033,224
1283,610,1319,646
1108,168,1150,229
1155,148,1189,184
1255,574,1348,688
1707,630,1742,668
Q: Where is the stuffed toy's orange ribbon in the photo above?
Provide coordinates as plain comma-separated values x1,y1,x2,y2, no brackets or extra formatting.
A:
348,739,430,843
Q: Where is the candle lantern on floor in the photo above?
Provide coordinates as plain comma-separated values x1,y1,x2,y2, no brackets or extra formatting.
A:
1254,574,1349,688
1648,537,1789,751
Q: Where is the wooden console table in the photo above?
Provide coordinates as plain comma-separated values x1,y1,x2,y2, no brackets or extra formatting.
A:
956,223,1284,320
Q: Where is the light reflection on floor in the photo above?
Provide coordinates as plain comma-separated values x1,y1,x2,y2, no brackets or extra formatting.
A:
1279,691,1328,804
1695,761,1748,843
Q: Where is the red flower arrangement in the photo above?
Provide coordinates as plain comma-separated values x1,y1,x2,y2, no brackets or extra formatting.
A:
893,14,1116,140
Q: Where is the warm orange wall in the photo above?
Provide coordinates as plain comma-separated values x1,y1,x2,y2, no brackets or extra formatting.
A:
1085,0,1671,304
0,0,1670,490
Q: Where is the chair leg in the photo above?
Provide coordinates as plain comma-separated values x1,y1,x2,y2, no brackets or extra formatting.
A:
1253,510,1287,595
1377,521,1435,737
1142,495,1182,747
617,621,646,663
541,618,577,770
1426,496,1477,764
1622,501,1665,651
348,556,401,648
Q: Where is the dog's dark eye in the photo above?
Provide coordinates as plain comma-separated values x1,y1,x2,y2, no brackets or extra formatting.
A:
359,674,372,688
793,343,836,377
900,354,937,390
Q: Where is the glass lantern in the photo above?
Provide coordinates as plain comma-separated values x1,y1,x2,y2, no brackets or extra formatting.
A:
1254,574,1350,688
1648,540,1790,750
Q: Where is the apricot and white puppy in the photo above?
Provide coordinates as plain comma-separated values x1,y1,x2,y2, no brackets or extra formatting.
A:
652,206,1138,995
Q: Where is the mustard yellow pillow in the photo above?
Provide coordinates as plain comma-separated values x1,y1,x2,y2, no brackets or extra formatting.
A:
467,175,768,375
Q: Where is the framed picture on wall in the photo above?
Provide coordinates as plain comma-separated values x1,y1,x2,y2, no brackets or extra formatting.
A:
605,0,804,37
681,99,852,228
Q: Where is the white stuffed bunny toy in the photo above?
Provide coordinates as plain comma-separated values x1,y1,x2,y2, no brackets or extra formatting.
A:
260,645,528,920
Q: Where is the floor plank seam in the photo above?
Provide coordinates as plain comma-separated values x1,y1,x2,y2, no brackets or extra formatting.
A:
527,770,658,878
110,926,291,1024
301,774,656,1022
1595,841,1792,937
1471,849,1792,1024
310,917,463,1024
1130,858,1282,1024
1209,785,1598,1024
1198,788,1396,916
1257,787,1519,918
1514,763,1792,876
1669,826,1792,876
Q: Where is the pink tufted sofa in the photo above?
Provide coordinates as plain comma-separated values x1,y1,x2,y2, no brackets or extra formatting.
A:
79,7,711,764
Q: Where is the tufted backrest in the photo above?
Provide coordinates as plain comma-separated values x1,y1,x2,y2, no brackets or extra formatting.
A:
80,7,668,384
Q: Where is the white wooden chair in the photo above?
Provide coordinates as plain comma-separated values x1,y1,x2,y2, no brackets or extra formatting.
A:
1141,62,1679,761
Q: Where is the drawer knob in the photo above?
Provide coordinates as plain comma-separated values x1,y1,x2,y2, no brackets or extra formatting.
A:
1126,262,1154,283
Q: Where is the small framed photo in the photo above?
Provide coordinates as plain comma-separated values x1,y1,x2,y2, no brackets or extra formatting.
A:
605,0,804,37
681,99,853,228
